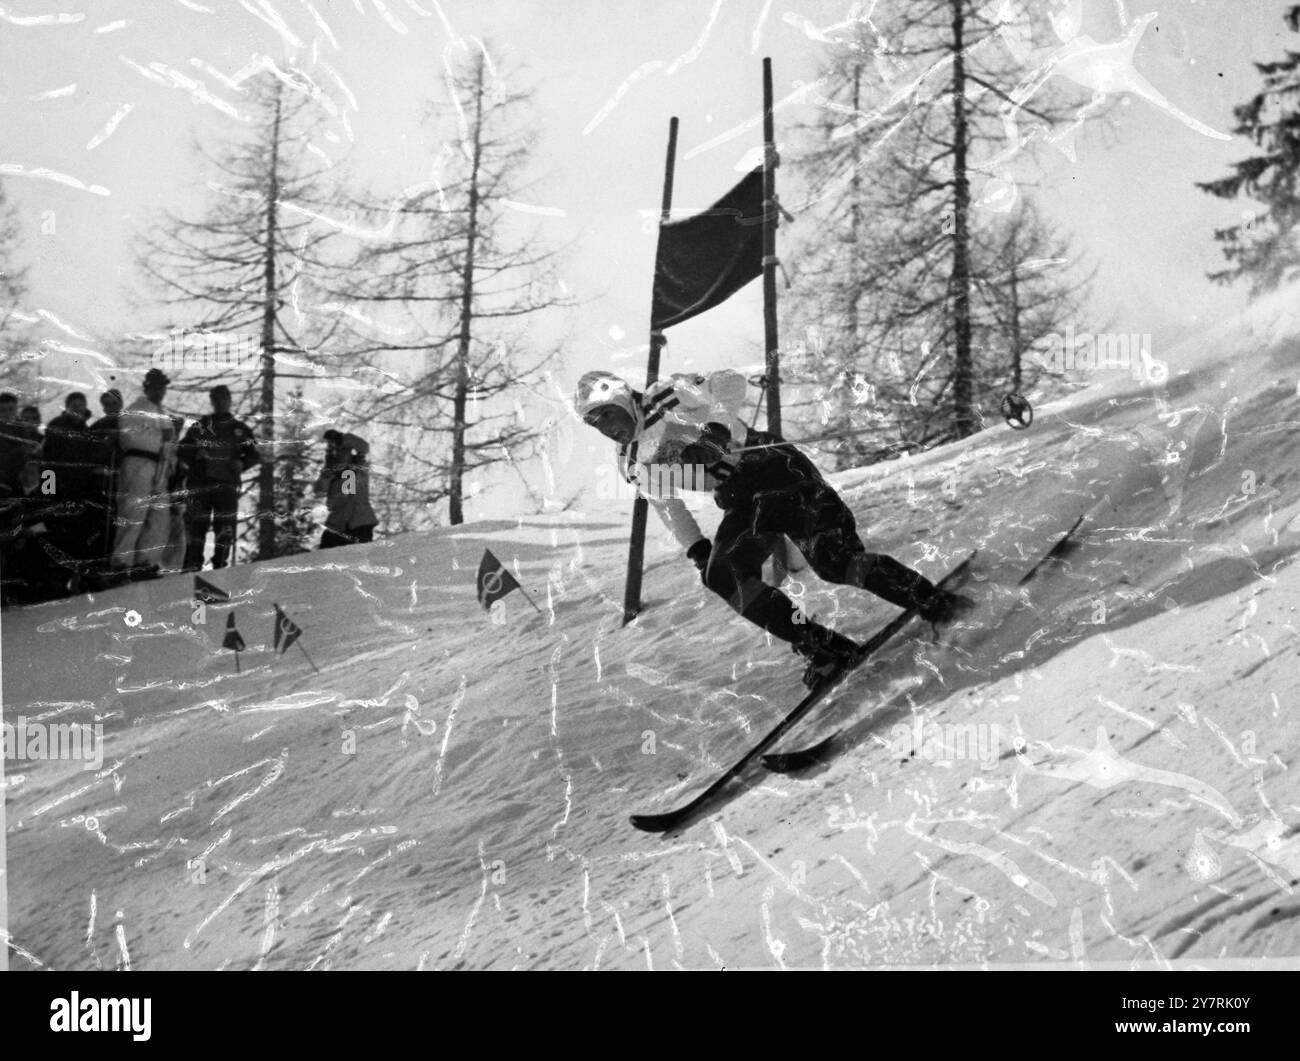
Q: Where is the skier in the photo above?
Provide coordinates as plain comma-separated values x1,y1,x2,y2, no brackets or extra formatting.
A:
576,368,972,687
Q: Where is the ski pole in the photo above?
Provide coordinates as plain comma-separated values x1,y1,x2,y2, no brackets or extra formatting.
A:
732,423,890,454
747,374,768,430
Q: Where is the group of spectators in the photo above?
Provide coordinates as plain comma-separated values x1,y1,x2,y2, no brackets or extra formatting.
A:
0,368,379,606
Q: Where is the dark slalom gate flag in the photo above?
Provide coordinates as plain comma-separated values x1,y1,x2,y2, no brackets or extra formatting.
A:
273,603,302,654
650,167,767,331
476,549,521,610
195,575,230,605
222,613,246,652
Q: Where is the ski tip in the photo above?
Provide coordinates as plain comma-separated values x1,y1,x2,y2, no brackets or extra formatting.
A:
629,812,680,834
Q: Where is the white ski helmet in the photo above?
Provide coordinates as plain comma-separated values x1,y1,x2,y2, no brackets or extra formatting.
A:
575,370,637,422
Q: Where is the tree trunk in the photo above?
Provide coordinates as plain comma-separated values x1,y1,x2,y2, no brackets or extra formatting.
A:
258,87,283,558
950,0,977,437
762,57,782,440
1009,259,1022,392
448,62,485,527
842,62,864,443
849,63,863,352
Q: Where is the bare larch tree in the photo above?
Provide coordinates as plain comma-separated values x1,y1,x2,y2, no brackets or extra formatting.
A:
134,72,351,559
336,42,569,529
784,1,1098,458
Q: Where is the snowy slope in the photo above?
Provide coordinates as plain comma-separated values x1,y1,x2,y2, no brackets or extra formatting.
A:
5,290,1300,969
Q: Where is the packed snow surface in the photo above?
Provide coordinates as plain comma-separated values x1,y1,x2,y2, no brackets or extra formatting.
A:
6,288,1300,968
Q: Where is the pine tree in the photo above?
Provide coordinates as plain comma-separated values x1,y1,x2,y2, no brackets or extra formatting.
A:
774,1,1102,455
784,2,1099,454
270,387,317,557
231,386,317,559
1198,5,1300,295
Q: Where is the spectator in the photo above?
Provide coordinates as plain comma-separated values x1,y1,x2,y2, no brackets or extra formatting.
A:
42,393,94,495
314,429,377,549
179,385,259,571
87,389,124,565
159,413,189,573
18,404,43,493
0,392,40,497
0,483,25,605
45,392,90,428
0,398,55,600
0,488,61,605
90,388,124,435
111,369,173,574
40,392,99,567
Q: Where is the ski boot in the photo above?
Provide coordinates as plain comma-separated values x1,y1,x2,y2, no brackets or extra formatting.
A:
791,622,860,691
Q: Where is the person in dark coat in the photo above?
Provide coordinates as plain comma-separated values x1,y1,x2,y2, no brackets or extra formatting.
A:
42,393,94,496
88,389,124,477
178,385,260,571
18,404,43,494
39,392,100,566
0,392,40,497
89,388,123,434
0,397,61,600
87,389,123,565
0,485,61,605
314,429,378,549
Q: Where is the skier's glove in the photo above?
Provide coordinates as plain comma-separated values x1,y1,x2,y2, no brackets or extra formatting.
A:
687,538,712,584
700,421,731,448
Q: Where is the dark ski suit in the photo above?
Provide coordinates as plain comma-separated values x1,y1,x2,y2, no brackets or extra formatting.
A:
617,370,940,645
178,412,260,571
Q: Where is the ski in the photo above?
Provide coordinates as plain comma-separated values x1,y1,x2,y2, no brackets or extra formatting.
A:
629,551,977,833
763,517,1088,775
1018,513,1085,585
761,732,839,774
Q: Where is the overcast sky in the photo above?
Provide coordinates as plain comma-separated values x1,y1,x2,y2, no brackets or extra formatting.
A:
0,0,1291,518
